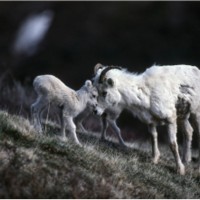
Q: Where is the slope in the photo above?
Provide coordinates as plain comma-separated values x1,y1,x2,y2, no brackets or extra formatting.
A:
0,111,199,198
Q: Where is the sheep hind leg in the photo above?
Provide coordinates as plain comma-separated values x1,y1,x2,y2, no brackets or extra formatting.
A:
178,118,193,164
31,97,46,134
58,108,67,141
148,124,160,164
168,122,185,175
191,114,200,173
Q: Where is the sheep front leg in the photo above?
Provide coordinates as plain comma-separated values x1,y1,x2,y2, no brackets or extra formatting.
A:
100,113,108,141
62,116,81,146
76,122,86,133
148,124,160,164
109,119,126,147
75,113,87,133
168,122,185,175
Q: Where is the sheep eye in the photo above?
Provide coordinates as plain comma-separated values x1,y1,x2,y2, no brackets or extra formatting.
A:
92,94,96,98
102,91,107,98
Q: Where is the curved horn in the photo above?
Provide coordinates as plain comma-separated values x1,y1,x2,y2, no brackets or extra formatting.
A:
94,63,103,74
99,66,122,84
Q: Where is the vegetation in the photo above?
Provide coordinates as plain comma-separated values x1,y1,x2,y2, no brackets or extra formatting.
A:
0,110,200,198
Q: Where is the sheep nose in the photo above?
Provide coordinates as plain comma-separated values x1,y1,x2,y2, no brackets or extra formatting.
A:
93,110,98,115
92,103,98,109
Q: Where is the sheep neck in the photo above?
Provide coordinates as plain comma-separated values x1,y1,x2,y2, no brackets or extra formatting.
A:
75,88,88,112
115,73,149,108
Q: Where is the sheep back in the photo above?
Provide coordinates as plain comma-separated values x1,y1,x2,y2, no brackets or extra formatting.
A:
33,74,78,106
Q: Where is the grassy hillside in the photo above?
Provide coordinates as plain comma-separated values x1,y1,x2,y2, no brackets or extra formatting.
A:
0,110,200,198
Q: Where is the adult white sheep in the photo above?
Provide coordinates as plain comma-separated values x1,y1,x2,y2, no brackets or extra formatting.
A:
93,64,126,146
94,64,200,175
31,74,98,146
74,63,126,147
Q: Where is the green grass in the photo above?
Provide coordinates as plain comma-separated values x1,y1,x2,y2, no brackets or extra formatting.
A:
0,110,200,198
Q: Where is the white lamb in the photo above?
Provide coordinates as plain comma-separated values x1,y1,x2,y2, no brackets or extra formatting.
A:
94,63,200,175
31,74,98,146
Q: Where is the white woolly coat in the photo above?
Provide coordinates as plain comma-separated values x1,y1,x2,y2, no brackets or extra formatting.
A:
33,75,93,117
96,65,200,125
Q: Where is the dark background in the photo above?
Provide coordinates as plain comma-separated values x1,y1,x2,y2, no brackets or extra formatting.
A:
1,1,200,144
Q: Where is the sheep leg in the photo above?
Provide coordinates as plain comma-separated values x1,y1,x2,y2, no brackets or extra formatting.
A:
109,119,126,147
196,116,200,173
76,121,87,133
75,112,88,133
100,113,108,141
178,118,193,163
31,99,39,128
39,106,47,128
61,112,81,146
67,117,81,146
148,124,160,164
59,108,67,141
31,97,46,133
191,114,200,173
168,122,185,175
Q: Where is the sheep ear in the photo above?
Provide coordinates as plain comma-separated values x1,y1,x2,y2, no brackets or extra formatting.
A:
85,80,92,88
94,63,103,74
107,78,114,87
